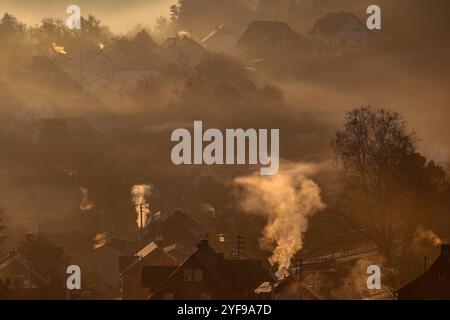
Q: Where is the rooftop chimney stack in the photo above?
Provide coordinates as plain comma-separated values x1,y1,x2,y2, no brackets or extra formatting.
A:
197,239,209,250
441,242,450,257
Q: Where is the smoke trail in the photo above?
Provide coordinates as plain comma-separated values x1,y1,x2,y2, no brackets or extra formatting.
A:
234,163,326,272
131,184,153,228
80,187,94,211
94,231,108,249
414,225,442,247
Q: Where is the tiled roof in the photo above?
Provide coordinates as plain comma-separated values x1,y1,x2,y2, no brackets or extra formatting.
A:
310,12,366,36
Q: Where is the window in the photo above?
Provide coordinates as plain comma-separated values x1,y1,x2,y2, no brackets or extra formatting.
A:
194,269,203,282
184,269,193,281
200,293,211,300
438,269,446,281
184,268,203,281
163,293,174,300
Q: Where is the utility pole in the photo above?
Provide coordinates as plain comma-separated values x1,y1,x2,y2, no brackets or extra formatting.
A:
139,203,144,242
237,234,246,262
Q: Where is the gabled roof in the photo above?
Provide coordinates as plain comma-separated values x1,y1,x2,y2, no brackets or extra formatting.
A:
78,239,141,259
255,267,323,300
146,209,206,243
148,240,272,298
162,36,206,55
17,234,67,263
133,30,158,48
120,242,178,275
237,20,306,49
309,12,367,36
0,251,51,286
397,245,450,299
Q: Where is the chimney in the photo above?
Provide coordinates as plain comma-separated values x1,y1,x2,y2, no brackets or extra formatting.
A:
441,242,450,257
197,239,209,250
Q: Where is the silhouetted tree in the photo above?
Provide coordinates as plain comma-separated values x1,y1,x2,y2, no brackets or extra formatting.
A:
334,106,448,259
0,13,26,35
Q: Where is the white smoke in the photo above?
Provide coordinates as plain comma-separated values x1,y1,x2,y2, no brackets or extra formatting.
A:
177,30,191,39
131,184,153,228
80,187,94,211
234,163,326,272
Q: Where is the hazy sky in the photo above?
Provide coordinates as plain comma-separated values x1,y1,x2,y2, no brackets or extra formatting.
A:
0,0,176,32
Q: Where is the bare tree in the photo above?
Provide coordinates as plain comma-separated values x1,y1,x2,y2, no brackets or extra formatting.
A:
333,106,446,259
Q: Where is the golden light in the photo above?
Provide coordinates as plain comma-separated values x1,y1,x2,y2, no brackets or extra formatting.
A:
52,42,67,55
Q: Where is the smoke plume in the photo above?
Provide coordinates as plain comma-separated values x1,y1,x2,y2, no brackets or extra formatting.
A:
413,225,442,248
233,163,326,272
131,184,153,228
79,187,94,211
94,232,108,249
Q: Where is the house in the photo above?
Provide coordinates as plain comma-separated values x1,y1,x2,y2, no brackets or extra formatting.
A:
143,239,273,300
75,238,143,298
255,268,323,300
15,233,68,287
397,243,450,300
162,35,207,65
0,251,51,289
46,230,97,257
21,55,81,92
145,209,206,249
309,12,369,58
132,30,159,52
0,233,69,299
237,21,308,58
119,242,178,300
201,25,238,54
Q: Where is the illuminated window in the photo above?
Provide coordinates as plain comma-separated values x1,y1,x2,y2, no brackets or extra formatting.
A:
218,234,226,242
